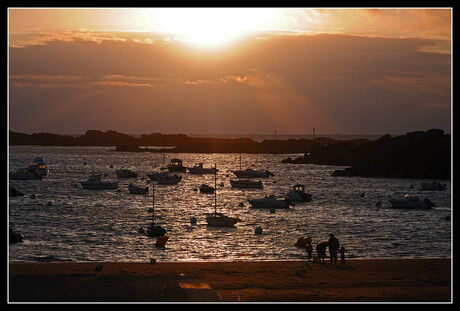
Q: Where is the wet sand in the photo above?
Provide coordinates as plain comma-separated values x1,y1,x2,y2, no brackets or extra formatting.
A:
8,258,451,302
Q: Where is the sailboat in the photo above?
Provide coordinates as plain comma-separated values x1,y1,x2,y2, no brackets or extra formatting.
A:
146,182,167,237
206,164,241,227
232,138,274,178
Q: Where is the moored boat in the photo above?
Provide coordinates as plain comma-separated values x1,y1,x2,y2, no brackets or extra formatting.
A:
116,166,138,178
80,174,118,190
420,181,447,191
9,168,41,180
389,194,435,209
29,157,49,177
155,174,182,185
167,158,187,172
128,183,148,194
232,168,274,178
230,179,263,188
285,184,312,202
188,163,218,174
248,195,294,209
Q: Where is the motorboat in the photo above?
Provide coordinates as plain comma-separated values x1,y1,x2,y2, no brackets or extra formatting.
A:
205,163,242,227
9,168,41,180
285,184,312,202
167,158,187,172
199,184,215,193
116,166,138,178
128,183,148,194
420,181,447,191
389,194,435,209
188,163,218,174
232,168,274,178
230,179,263,188
29,157,49,176
155,174,182,185
248,195,294,209
80,174,119,190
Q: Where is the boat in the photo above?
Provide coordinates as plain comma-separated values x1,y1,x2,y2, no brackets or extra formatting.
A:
285,184,312,202
230,179,263,188
248,195,294,209
29,157,49,176
389,194,435,209
206,164,241,227
9,168,41,180
188,163,218,174
80,174,118,190
199,184,215,193
146,172,168,181
128,183,148,194
116,166,138,178
167,158,187,172
232,168,274,178
155,174,182,185
420,181,447,191
146,182,167,237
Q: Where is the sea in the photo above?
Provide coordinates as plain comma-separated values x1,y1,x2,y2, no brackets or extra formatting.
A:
8,145,452,263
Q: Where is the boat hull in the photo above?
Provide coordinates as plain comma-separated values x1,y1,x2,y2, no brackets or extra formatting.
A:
389,199,432,209
206,215,238,227
248,198,290,209
80,181,119,190
230,180,263,188
232,170,271,178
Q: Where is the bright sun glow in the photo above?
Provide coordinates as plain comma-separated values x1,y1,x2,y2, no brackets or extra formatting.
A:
140,8,278,48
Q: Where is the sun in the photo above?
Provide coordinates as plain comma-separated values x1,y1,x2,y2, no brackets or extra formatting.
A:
139,8,277,48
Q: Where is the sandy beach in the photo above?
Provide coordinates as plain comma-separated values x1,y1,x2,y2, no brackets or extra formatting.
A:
8,258,451,303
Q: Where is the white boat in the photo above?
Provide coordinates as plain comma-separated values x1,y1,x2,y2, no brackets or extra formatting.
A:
232,168,274,178
9,168,41,180
420,181,447,191
206,164,241,227
230,179,263,188
128,183,148,194
155,174,182,185
167,158,187,172
199,184,215,193
248,195,294,209
29,157,49,176
116,166,138,178
188,163,218,174
389,194,435,209
286,184,312,202
80,174,118,190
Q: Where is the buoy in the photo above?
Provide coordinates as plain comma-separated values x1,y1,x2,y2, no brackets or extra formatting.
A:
376,201,382,207
255,226,263,234
47,201,52,206
30,194,36,199
148,207,153,212
270,208,276,213
150,258,157,264
238,202,244,207
190,217,197,224
155,235,169,247
138,227,145,233
360,192,365,197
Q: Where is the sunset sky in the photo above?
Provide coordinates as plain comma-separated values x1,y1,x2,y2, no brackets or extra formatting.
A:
8,8,452,135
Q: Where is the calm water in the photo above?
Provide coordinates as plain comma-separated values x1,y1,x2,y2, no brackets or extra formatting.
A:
8,146,452,262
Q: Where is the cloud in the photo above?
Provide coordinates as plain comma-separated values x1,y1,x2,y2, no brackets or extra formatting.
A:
8,31,451,135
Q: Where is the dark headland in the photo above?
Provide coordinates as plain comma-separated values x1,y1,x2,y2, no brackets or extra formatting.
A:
9,128,450,179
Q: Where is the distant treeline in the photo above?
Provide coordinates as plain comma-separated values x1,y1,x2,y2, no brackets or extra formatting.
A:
8,129,372,154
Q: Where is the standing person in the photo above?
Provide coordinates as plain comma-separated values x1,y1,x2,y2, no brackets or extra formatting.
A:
340,246,346,264
328,233,340,265
306,242,313,260
316,242,327,264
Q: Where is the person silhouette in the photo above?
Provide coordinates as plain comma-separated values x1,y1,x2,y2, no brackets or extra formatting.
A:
328,233,340,265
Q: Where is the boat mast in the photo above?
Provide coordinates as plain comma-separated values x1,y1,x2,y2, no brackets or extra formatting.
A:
152,182,155,225
240,138,242,170
214,163,217,217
